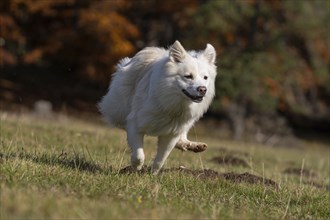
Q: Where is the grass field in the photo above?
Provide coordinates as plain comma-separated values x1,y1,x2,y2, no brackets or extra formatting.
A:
1,112,329,219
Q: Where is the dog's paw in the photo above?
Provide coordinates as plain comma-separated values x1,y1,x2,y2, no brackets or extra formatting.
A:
175,141,207,153
186,142,207,153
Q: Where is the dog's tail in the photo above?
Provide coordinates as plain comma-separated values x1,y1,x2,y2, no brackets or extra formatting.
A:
116,57,132,71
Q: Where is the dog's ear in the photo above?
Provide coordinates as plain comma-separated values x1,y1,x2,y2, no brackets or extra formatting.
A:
203,44,216,64
169,40,186,62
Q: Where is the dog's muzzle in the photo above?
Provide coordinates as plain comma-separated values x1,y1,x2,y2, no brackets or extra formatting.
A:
182,86,207,103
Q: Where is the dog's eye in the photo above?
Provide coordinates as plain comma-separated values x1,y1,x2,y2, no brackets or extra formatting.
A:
184,74,193,80
204,76,208,80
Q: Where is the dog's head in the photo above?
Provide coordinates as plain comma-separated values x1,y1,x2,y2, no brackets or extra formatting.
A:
167,41,217,103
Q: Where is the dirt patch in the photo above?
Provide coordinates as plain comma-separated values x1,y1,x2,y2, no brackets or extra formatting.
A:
211,155,249,167
118,166,219,179
168,168,277,187
118,165,150,174
283,167,317,178
119,166,278,187
169,167,277,187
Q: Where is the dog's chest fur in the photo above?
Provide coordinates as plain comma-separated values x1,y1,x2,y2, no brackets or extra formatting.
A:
136,103,196,136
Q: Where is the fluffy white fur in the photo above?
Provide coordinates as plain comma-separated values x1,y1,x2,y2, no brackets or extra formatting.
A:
99,41,217,174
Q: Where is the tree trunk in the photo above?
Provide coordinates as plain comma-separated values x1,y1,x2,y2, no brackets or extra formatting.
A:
228,102,247,140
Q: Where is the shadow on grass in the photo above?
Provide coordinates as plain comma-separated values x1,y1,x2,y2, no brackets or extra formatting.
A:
1,150,112,174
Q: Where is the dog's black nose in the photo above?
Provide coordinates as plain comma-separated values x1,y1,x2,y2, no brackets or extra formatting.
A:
197,86,207,96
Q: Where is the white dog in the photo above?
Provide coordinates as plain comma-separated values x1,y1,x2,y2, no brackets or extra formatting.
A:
99,41,217,174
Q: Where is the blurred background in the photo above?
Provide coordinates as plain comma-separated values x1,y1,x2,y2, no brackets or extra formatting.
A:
0,0,329,145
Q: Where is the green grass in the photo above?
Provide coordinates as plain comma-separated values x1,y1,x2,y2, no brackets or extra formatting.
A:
1,112,329,219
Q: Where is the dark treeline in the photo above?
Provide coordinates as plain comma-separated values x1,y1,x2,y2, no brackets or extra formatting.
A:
0,0,329,141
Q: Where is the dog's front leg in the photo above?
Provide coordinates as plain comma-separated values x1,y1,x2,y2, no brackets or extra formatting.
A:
127,121,145,171
152,135,180,175
175,132,207,153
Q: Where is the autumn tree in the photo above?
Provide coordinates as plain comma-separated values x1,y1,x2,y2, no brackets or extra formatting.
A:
181,0,330,140
0,0,139,82
1,0,329,139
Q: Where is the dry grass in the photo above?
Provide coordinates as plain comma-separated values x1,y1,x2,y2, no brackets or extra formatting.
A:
1,112,329,219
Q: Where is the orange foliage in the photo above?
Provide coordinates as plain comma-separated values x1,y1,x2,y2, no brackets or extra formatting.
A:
23,48,42,64
0,48,17,65
1,0,139,81
0,14,24,42
0,14,23,66
10,0,75,16
75,1,139,81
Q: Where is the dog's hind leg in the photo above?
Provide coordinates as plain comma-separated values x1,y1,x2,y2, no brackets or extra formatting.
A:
175,132,207,153
127,122,145,171
152,135,180,175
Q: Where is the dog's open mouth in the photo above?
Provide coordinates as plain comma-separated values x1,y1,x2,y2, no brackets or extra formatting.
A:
182,89,203,103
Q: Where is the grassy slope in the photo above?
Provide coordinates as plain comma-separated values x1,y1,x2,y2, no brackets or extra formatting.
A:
1,112,329,219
